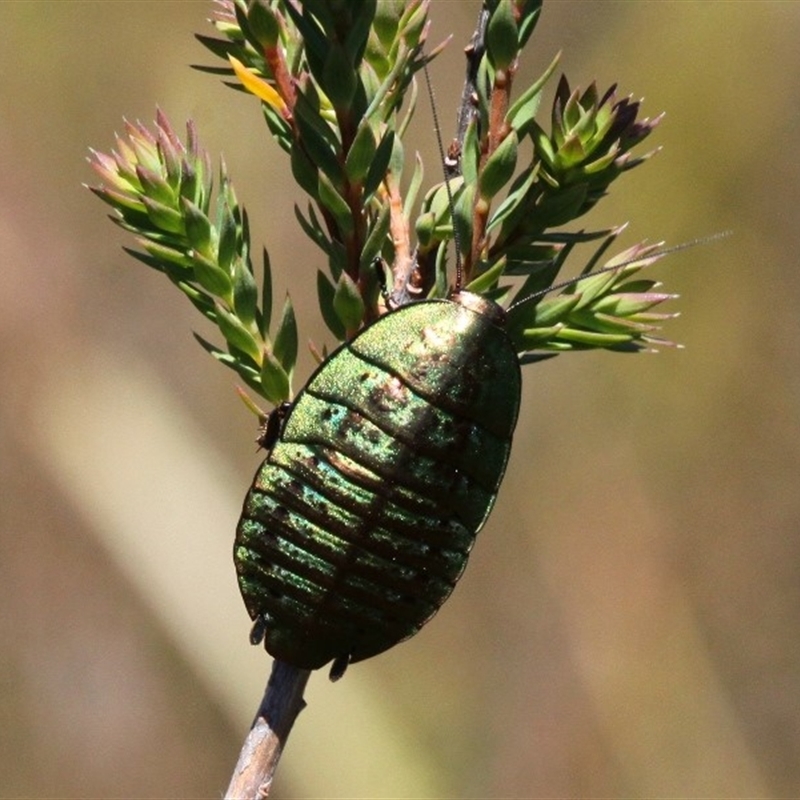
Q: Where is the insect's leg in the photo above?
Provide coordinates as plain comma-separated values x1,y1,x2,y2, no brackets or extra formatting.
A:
256,401,292,450
329,652,351,682
249,614,268,646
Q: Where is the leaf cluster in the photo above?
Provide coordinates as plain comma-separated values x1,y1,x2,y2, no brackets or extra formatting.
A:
412,1,668,357
88,111,297,406
198,0,439,344
89,0,679,411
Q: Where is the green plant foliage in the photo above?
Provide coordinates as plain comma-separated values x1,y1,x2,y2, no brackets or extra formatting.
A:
90,0,677,414
87,111,298,405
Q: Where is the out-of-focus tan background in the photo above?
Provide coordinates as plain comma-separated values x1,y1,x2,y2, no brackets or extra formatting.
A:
2,2,798,797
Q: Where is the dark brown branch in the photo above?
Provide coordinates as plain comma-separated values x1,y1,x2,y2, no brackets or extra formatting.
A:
225,660,311,800
450,5,490,178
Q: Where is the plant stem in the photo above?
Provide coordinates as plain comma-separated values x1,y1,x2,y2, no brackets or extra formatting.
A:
225,660,311,799
453,6,489,174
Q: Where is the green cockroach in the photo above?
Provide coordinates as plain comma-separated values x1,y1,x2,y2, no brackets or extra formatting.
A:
235,288,520,680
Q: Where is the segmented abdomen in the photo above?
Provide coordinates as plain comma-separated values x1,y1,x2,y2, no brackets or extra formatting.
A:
235,297,521,670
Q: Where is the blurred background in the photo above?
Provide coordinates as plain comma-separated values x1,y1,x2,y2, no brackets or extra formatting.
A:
2,2,798,797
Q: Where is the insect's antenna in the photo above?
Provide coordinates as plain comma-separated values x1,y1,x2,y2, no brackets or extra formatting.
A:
508,231,731,312
423,61,463,291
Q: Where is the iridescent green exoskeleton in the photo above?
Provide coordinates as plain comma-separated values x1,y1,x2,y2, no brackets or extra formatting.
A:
235,291,521,679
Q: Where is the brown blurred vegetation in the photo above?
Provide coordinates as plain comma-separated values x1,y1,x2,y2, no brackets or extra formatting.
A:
2,2,799,797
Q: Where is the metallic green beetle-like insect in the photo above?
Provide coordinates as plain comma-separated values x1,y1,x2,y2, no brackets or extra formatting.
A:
235,290,521,679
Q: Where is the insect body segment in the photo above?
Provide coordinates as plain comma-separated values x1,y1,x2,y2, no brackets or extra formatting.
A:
235,291,521,677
